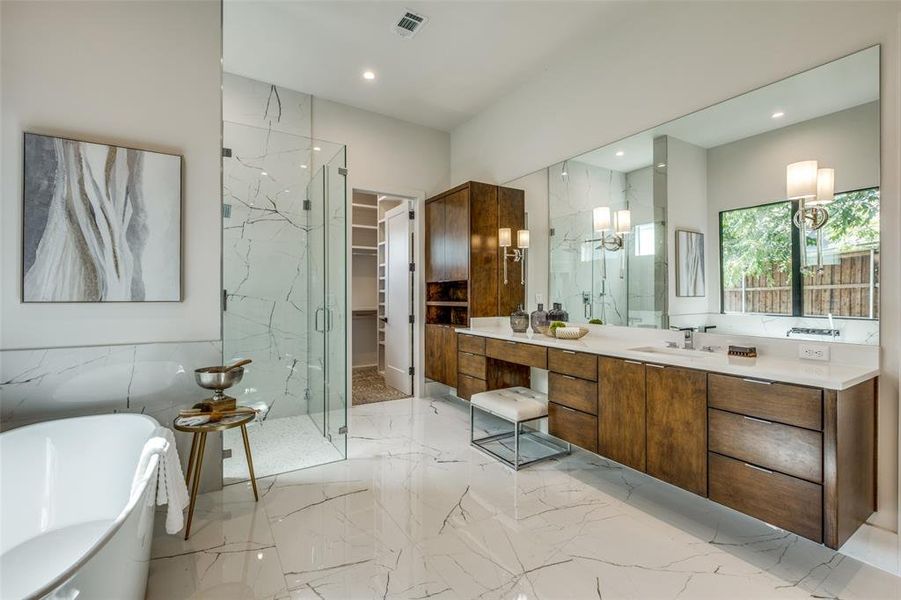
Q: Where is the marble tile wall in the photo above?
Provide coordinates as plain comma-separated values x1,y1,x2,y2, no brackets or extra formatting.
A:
0,341,223,490
222,73,314,420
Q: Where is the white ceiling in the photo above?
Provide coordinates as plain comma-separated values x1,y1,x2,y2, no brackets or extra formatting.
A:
223,0,628,131
575,46,880,172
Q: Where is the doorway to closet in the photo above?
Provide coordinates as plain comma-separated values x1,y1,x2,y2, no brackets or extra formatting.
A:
351,191,415,405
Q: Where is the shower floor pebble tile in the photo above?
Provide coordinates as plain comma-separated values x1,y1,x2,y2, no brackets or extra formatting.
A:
147,396,901,600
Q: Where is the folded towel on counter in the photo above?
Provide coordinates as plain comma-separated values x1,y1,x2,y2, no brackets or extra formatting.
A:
131,427,190,534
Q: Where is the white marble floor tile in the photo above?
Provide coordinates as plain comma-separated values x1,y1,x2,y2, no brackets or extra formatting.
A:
148,395,901,600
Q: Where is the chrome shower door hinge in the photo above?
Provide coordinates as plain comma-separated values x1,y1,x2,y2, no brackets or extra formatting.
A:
338,425,348,435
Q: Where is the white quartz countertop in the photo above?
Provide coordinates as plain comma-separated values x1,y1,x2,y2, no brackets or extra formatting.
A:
458,324,879,391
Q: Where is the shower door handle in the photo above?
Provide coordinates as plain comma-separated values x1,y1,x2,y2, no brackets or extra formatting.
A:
315,307,324,332
325,308,334,332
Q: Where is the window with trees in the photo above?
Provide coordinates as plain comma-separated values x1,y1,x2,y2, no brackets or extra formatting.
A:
720,188,879,318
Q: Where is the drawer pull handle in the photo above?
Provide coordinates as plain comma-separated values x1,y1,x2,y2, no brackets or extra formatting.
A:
561,375,577,381
743,416,772,425
647,364,665,369
744,463,774,475
506,341,517,345
561,350,577,355
742,378,772,385
624,360,643,366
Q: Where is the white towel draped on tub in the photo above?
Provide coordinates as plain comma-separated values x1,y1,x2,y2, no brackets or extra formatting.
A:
131,426,190,534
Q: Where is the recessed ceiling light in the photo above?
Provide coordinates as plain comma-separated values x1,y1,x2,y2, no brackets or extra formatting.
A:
363,70,376,81
657,162,667,168
313,146,321,152
772,111,785,119
300,164,308,169
615,151,625,157
260,171,268,176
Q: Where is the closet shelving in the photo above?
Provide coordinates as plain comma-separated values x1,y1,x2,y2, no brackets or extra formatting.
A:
351,193,379,369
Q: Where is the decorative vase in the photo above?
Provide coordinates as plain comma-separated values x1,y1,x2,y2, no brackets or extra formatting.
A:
548,302,569,322
510,304,529,333
530,302,549,334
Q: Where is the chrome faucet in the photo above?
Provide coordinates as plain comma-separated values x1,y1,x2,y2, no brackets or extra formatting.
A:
671,326,695,350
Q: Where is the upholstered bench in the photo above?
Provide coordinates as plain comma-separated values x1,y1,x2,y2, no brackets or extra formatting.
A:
470,387,571,470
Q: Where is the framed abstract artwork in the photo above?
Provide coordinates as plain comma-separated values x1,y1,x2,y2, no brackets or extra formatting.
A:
22,133,182,302
675,229,705,297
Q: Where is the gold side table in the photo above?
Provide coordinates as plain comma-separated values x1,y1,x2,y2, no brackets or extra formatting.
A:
174,407,259,539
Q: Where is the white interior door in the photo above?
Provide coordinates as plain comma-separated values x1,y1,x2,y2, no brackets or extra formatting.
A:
384,203,413,395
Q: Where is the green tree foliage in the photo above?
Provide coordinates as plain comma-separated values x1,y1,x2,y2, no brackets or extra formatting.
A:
721,188,879,289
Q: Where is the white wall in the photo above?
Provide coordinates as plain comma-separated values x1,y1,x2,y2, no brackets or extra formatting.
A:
1,0,222,350
666,137,709,316
313,97,450,200
0,0,223,491
450,0,900,531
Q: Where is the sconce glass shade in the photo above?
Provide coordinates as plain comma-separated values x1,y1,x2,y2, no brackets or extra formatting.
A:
517,229,530,249
498,227,512,248
811,168,835,206
614,209,632,235
786,160,818,199
593,207,611,232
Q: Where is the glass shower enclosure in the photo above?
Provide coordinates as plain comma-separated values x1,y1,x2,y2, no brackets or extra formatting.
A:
221,121,346,483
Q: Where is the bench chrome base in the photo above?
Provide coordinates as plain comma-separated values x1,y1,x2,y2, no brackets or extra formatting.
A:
469,403,571,471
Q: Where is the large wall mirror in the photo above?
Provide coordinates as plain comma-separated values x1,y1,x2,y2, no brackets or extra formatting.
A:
508,46,880,345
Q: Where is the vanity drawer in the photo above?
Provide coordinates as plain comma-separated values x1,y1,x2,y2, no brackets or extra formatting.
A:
485,338,547,369
708,373,823,430
548,372,598,415
709,452,822,543
457,333,485,355
456,373,486,401
549,402,597,453
548,348,597,381
458,351,487,380
708,408,822,483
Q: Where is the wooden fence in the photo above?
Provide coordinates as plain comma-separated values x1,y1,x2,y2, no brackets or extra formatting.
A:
723,250,879,318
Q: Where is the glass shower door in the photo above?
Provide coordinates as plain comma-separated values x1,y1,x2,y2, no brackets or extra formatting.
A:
325,148,347,455
306,145,347,458
307,164,327,436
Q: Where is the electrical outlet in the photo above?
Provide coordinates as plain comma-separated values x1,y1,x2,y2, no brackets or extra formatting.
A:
798,344,830,361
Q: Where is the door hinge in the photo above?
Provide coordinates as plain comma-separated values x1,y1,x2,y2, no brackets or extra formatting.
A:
338,425,348,435
409,209,415,219
304,388,311,401
222,448,232,459
222,147,232,158
409,314,415,324
222,289,228,311
303,199,312,211
338,167,348,176
408,366,415,376
549,227,555,236
222,203,232,218
409,262,415,272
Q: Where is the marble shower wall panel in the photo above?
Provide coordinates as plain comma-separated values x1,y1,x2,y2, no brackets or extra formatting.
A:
223,122,310,421
548,160,627,324
0,341,222,490
223,72,312,138
222,73,316,422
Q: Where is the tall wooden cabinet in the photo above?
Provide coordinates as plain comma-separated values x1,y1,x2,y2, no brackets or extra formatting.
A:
424,181,525,387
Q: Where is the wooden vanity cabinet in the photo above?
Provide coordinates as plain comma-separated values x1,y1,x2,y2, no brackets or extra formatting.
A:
598,357,647,472
645,364,708,496
425,324,457,387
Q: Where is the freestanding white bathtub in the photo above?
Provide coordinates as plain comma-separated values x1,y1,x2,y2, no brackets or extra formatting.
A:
0,414,161,599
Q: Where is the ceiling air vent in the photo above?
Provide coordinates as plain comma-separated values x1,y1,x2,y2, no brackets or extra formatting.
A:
394,10,427,39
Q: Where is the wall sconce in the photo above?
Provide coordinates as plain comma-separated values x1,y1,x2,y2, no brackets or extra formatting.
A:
590,206,631,251
499,227,528,286
787,161,834,272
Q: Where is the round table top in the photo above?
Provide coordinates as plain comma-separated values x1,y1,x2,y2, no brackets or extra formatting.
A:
173,407,257,433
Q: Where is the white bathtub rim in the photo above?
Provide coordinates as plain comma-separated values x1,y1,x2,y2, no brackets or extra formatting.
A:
2,413,161,600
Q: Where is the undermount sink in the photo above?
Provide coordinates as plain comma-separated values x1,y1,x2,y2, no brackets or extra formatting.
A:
629,345,721,360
